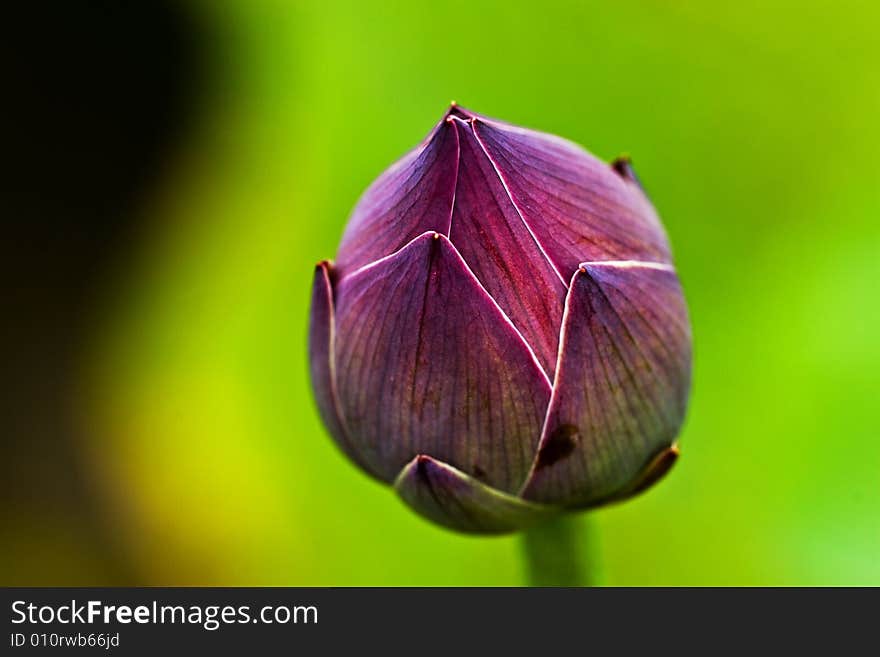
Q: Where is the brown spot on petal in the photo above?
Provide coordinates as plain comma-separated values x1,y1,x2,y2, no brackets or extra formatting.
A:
535,424,579,470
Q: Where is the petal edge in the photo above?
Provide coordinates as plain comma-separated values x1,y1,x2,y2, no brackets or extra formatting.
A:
308,261,385,479
394,455,556,534
521,263,691,506
334,232,551,491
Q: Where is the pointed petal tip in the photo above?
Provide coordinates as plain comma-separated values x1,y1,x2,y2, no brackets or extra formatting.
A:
314,259,339,290
333,227,551,490
334,110,460,276
342,230,454,285
520,260,690,507
608,442,680,503
394,455,556,535
310,257,385,480
444,101,477,123
398,453,445,483
611,153,631,174
406,453,436,480
573,263,599,282
611,154,646,191
409,229,446,251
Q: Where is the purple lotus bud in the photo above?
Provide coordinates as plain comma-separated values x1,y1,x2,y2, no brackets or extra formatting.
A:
309,104,692,534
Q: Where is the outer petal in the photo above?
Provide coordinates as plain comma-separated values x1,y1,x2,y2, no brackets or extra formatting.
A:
448,116,567,376
521,263,691,506
308,261,383,478
471,117,671,274
335,117,459,278
334,232,551,493
394,455,556,534
606,443,681,504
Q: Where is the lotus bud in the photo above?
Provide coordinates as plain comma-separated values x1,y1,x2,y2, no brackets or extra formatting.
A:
309,104,691,534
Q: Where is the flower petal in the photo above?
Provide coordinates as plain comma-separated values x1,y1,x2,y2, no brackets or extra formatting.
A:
308,261,383,478
447,116,567,376
606,442,680,504
335,116,459,278
394,455,555,534
334,232,551,492
520,263,691,506
471,117,672,274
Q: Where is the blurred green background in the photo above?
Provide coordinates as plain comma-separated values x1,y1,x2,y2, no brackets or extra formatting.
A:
4,0,879,585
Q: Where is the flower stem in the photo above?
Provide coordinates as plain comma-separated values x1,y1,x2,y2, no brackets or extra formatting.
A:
521,514,596,586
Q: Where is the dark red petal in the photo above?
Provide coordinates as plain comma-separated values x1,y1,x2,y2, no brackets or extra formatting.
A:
394,455,555,534
472,119,672,274
335,117,459,279
521,263,691,506
448,116,567,376
307,261,383,478
333,232,551,492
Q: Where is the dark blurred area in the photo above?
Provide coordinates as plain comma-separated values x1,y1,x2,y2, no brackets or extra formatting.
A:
3,2,207,583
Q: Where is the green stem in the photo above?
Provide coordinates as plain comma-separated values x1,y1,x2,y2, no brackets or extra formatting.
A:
521,514,596,586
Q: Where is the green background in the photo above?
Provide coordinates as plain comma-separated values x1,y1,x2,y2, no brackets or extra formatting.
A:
14,0,880,585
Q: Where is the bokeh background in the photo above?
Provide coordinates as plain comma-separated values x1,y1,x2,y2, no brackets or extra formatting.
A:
4,0,878,585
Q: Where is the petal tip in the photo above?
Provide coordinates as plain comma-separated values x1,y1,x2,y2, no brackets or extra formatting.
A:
445,101,473,121
612,442,680,502
411,453,436,476
314,260,337,289
394,455,555,535
611,154,646,192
